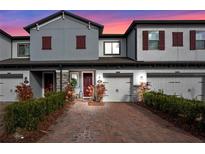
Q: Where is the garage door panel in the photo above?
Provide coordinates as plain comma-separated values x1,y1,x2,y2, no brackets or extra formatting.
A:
0,78,23,102
148,77,202,100
103,77,131,102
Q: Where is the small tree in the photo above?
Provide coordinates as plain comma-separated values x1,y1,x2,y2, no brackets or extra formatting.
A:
86,80,106,103
70,78,77,88
15,83,33,102
65,83,75,102
136,82,150,103
95,80,106,102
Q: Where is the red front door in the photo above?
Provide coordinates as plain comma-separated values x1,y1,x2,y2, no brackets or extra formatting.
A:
83,73,93,97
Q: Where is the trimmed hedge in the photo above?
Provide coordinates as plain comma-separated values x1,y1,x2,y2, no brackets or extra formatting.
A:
144,91,205,124
4,92,65,133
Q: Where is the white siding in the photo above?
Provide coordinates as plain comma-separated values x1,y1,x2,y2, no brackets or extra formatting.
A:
137,24,205,61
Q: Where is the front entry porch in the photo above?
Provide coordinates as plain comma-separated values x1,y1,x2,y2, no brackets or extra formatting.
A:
30,71,56,98
56,70,95,98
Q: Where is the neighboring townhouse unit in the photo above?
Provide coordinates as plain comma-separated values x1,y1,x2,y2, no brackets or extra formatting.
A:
1,10,205,102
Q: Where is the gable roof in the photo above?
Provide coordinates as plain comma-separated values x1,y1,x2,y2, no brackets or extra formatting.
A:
125,20,205,36
0,29,12,39
24,10,104,34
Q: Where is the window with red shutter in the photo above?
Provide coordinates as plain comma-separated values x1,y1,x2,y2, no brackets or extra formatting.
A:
76,35,86,49
42,36,52,50
172,32,183,47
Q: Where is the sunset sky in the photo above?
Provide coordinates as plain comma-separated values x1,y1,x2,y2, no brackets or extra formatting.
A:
1,10,205,36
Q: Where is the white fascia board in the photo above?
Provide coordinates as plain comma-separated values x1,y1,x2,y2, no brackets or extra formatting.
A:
31,16,62,30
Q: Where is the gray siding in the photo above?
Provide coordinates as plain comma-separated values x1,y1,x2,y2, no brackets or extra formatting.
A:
0,34,11,61
99,38,126,57
30,71,42,98
127,29,136,60
137,24,205,61
30,15,99,61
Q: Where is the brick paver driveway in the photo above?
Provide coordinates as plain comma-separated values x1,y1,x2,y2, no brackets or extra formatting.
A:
39,100,202,143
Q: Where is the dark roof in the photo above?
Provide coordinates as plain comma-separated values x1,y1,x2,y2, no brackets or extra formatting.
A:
24,10,104,34
12,36,30,40
100,34,125,38
0,29,12,39
2,58,205,69
125,20,205,36
0,57,136,66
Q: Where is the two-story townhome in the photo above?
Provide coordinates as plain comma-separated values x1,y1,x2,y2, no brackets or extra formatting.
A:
1,10,205,102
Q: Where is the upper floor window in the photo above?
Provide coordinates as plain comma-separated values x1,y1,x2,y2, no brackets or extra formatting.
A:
76,35,86,49
172,32,183,47
17,43,30,57
104,41,120,55
196,31,205,49
148,31,159,50
42,36,52,50
143,31,165,50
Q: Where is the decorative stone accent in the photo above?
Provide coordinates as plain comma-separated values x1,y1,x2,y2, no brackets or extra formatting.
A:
56,70,69,91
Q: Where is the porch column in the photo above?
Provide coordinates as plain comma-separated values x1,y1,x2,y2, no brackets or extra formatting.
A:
60,65,63,92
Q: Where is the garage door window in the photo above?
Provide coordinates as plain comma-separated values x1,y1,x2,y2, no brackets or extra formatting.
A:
17,43,30,57
104,41,120,55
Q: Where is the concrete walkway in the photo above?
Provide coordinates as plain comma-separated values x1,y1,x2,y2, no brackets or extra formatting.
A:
39,100,202,143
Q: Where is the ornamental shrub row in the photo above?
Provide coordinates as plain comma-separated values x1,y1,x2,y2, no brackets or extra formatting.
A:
4,92,65,133
144,91,205,124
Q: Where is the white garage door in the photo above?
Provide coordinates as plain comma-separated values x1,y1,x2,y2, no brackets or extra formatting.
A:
103,77,131,102
0,78,23,102
148,77,203,100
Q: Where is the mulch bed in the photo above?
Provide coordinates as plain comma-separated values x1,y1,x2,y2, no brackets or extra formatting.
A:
0,102,73,143
88,101,104,106
136,102,205,142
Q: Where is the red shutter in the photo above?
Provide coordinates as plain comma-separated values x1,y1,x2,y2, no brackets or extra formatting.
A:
190,30,196,50
142,31,148,50
172,32,178,46
178,32,183,46
42,36,51,50
76,36,86,49
159,31,165,50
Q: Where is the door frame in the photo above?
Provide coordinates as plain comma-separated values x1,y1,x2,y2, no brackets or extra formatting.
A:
81,71,94,98
42,72,55,97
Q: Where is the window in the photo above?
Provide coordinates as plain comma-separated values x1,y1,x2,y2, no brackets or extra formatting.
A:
196,31,205,49
104,41,120,55
148,31,159,50
42,36,52,50
17,43,30,57
172,32,183,47
76,35,86,49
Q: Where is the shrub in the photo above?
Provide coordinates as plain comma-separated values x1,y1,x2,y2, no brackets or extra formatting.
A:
65,83,75,102
15,83,33,101
95,81,106,102
70,78,77,88
144,91,205,124
4,92,65,133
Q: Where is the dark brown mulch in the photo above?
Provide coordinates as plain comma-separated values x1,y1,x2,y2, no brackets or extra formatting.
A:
0,102,73,143
88,101,104,106
136,102,205,142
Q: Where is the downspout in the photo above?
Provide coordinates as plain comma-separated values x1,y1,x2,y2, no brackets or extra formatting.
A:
11,39,13,59
134,27,137,61
125,36,128,57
